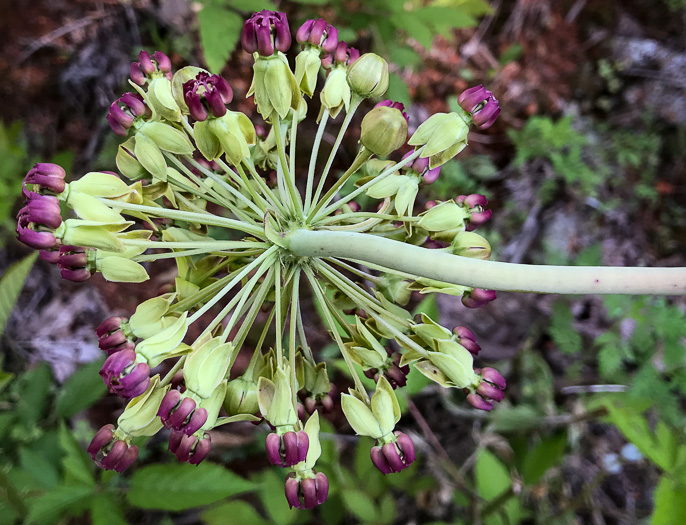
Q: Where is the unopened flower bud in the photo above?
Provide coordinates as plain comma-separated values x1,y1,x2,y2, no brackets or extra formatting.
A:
458,85,500,130
285,471,329,509
58,245,93,282
453,326,480,355
130,50,173,86
158,391,208,435
88,424,139,472
360,104,408,157
296,18,338,53
450,231,491,260
347,53,389,98
97,316,135,355
24,163,66,194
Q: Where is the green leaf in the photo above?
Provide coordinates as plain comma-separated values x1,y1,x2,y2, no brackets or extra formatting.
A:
549,301,582,355
26,485,94,524
476,449,511,501
15,362,53,428
227,0,277,11
58,422,95,487
90,493,128,525
257,469,298,525
0,252,38,335
198,6,243,73
55,359,107,418
202,500,269,525
389,47,421,68
128,462,255,511
651,475,686,525
19,447,60,489
342,489,378,522
392,15,433,49
521,433,567,485
378,493,397,524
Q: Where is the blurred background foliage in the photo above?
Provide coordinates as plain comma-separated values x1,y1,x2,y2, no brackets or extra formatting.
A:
1,0,686,523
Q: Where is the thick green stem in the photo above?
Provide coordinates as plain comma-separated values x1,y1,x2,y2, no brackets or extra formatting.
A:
288,229,686,295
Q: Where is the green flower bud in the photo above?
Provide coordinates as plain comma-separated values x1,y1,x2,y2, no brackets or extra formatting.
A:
366,174,411,200
422,349,477,388
184,337,235,399
138,121,194,155
320,66,351,119
341,377,400,440
295,48,321,97
117,376,168,437
302,361,330,398
63,191,125,223
394,178,419,216
346,317,388,369
69,172,132,198
450,231,491,260
248,53,300,120
346,53,389,98
194,119,222,160
128,294,175,339
223,376,260,416
377,274,412,306
411,313,452,347
133,133,167,181
360,106,408,157
257,367,297,428
135,312,190,368
95,255,149,283
207,111,256,166
148,77,181,122
408,112,469,168
116,138,148,180
409,277,469,297
59,219,129,252
417,201,469,232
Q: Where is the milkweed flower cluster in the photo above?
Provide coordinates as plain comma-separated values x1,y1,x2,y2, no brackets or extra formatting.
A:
16,9,502,510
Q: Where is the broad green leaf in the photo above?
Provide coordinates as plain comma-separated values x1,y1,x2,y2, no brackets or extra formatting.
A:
15,362,53,428
90,493,128,525
55,359,107,418
378,493,397,524
549,301,582,355
0,252,37,335
651,475,686,525
390,46,421,68
342,489,378,522
128,462,255,511
521,432,567,485
26,485,94,524
257,469,298,525
476,449,522,525
198,6,243,73
202,500,269,525
59,423,95,487
19,447,60,489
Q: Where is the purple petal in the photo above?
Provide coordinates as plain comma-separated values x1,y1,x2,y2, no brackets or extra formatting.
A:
285,477,301,509
301,478,317,509
370,446,393,475
184,407,208,435
113,444,138,472
265,433,283,466
88,424,115,459
315,472,329,504
158,390,181,421
467,393,494,412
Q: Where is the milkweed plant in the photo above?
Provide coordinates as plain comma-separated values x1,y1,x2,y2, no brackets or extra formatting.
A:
15,10,686,510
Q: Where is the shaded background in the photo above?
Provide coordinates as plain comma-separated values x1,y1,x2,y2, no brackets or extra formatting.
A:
1,0,686,523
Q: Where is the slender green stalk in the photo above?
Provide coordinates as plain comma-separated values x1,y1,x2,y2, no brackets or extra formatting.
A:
188,246,277,324
305,109,329,212
275,261,284,365
312,146,425,222
295,294,314,363
271,115,303,215
304,266,368,399
289,269,301,414
134,248,226,262
123,239,267,250
238,162,284,214
290,229,686,295
319,210,418,226
231,266,276,349
310,99,362,211
325,257,382,285
289,114,298,187
101,199,264,237
160,356,187,387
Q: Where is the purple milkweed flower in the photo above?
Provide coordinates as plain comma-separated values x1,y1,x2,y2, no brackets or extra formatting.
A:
296,18,338,53
461,288,496,309
458,85,501,130
88,424,139,472
39,249,60,264
456,193,492,230
130,50,172,86
285,471,329,509
401,152,441,184
183,72,233,121
99,349,150,399
96,316,135,355
58,245,92,282
24,163,66,194
16,192,62,250
266,430,309,467
453,326,480,355
169,430,211,465
321,41,360,69
241,10,291,57
107,92,150,137
467,367,506,412
370,431,416,474
158,390,208,436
